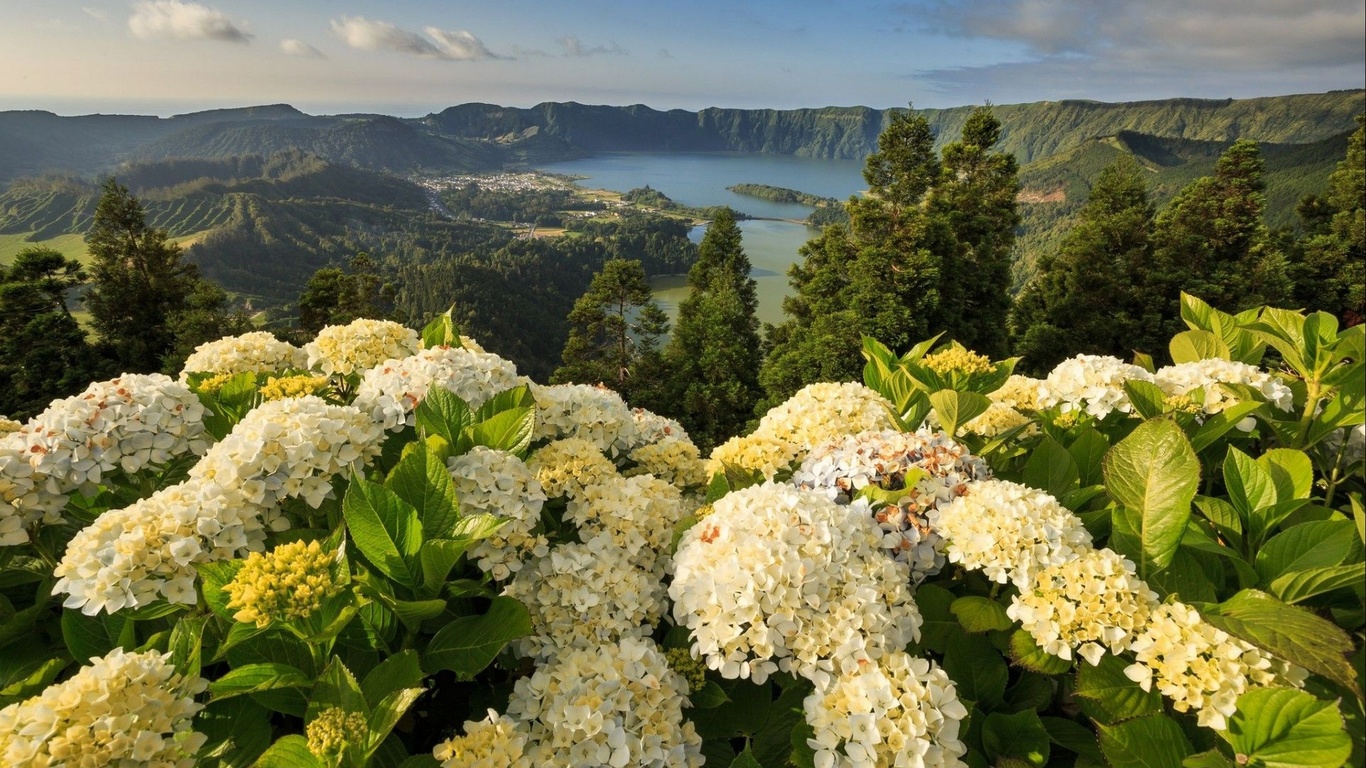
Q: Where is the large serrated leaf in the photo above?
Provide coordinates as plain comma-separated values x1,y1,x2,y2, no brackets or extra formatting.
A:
414,386,473,450
951,596,1014,633
1269,563,1366,604
1103,419,1200,573
465,406,535,457
1255,520,1359,583
343,475,422,588
424,596,531,679
1170,330,1229,365
1098,714,1192,768
929,389,992,437
1023,436,1080,498
208,663,311,701
360,650,424,707
252,734,323,768
983,710,1051,768
943,634,1008,709
385,443,459,540
1073,654,1162,725
1222,688,1352,768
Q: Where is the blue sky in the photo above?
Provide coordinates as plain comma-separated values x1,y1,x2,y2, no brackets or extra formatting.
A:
3,0,1362,116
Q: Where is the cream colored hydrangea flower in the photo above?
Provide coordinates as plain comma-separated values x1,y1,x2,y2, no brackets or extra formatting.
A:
627,436,708,490
931,479,1093,589
991,374,1046,412
527,437,619,500
305,318,421,375
531,383,639,455
1155,359,1294,420
53,482,268,615
0,648,206,768
449,447,548,580
627,407,691,450
1007,548,1160,665
433,710,531,768
568,474,687,569
0,435,66,547
504,532,665,660
1124,602,1307,730
794,429,991,581
354,345,520,431
959,402,1036,438
225,539,343,628
756,382,895,450
0,418,20,435
670,482,921,688
705,432,802,481
506,637,704,768
804,651,969,768
259,373,330,402
180,331,308,377
306,707,369,760
190,396,384,509
1038,355,1156,418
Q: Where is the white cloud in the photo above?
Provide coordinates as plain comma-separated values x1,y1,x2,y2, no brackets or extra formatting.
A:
128,0,252,43
280,39,325,59
558,35,625,57
330,16,500,60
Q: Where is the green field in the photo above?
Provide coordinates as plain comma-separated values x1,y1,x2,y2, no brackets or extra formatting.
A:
0,233,89,266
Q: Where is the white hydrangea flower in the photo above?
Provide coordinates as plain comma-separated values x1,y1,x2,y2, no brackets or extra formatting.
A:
804,651,969,768
756,382,896,451
0,648,206,768
305,318,420,375
0,435,67,547
449,447,549,580
53,482,271,615
1124,602,1308,730
1038,355,1156,418
190,396,385,510
527,438,620,500
568,474,688,570
180,331,308,377
670,482,921,688
433,710,531,768
705,432,802,481
628,407,691,449
794,429,991,582
992,374,1046,412
504,532,665,661
506,637,704,768
1155,359,1295,421
1007,548,1160,665
626,437,709,490
531,383,639,455
353,345,521,431
932,479,1093,589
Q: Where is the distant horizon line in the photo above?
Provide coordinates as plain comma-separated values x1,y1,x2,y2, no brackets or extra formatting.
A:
2,87,1363,120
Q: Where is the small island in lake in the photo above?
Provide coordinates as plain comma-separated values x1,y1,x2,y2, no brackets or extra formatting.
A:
727,183,851,228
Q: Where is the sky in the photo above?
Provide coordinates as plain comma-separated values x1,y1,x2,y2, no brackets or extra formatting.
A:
2,0,1363,117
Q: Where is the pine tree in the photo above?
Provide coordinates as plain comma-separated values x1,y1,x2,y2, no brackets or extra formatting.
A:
552,258,669,404
1287,115,1365,324
84,178,201,372
297,253,399,335
1011,156,1157,372
663,209,762,450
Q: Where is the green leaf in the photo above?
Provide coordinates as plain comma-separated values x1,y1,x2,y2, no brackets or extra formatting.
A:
1257,449,1314,503
1255,520,1359,582
1009,630,1073,675
473,384,537,421
386,442,459,540
1125,380,1172,419
1073,654,1163,725
198,560,244,622
425,596,531,679
61,611,121,662
1022,436,1080,498
1181,293,1217,332
1225,447,1279,521
1198,590,1360,698
1248,309,1309,377
1069,428,1110,487
952,596,1014,633
1183,751,1236,768
728,745,764,768
169,614,206,680
943,634,1008,709
1196,495,1244,540
914,583,963,654
391,598,448,627
309,657,367,719
1170,330,1229,365
414,386,473,450
930,389,992,437
1223,688,1351,768
420,305,460,349
360,650,424,708
208,663,311,701
197,698,273,768
252,735,322,768
465,407,536,456
343,475,422,588
1103,418,1200,573
368,688,424,755
691,680,730,708
983,710,1051,768
1269,563,1366,604
418,539,472,594
1041,716,1103,762
1190,401,1266,453
1098,714,1193,768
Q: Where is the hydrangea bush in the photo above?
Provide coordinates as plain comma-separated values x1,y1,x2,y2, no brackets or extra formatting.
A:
0,294,1360,768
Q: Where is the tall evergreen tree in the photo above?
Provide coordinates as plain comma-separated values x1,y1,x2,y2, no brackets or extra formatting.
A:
1010,156,1157,372
552,258,669,404
0,247,110,419
84,178,201,372
1287,115,1364,324
297,253,399,336
663,209,762,450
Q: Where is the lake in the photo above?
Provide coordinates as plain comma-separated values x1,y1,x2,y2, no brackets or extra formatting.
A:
536,152,867,327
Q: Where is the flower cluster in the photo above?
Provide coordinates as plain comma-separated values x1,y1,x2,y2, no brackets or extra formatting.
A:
1038,355,1156,418
448,447,548,580
532,383,638,455
307,707,369,759
1007,548,1160,665
180,331,307,377
629,407,691,449
304,318,421,375
433,710,530,768
504,532,665,660
224,539,343,627
961,401,1036,438
354,345,521,431
504,637,704,767
1155,359,1295,416
670,482,921,687
922,345,995,376
804,651,969,768
190,396,384,509
0,437,66,546
795,429,991,580
1124,602,1308,730
706,432,802,481
0,648,206,768
932,479,1093,589
0,417,21,435
568,473,687,569
527,437,620,500
755,382,896,451
259,373,330,402
992,374,1046,412
627,436,708,490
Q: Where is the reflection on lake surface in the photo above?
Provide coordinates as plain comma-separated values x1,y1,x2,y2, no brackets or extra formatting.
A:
536,152,866,327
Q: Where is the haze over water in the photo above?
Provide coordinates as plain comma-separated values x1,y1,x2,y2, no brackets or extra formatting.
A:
537,152,867,326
